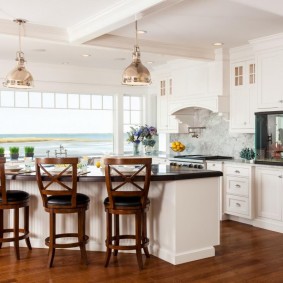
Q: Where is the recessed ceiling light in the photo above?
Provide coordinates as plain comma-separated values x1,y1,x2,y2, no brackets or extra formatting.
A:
213,42,224,46
137,30,147,34
82,54,91,57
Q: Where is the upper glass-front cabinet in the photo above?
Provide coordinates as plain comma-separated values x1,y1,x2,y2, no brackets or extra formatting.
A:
233,62,255,87
234,65,243,86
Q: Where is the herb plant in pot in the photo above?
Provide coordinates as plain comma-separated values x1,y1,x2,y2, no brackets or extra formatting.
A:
9,146,19,160
24,146,34,158
0,147,4,158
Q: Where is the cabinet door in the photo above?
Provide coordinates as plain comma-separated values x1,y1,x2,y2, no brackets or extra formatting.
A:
157,78,179,133
255,168,282,221
230,61,256,133
158,93,169,131
257,51,283,109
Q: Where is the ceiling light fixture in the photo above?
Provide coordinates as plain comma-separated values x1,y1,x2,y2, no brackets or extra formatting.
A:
3,19,34,89
122,21,151,86
213,42,224,46
137,30,147,34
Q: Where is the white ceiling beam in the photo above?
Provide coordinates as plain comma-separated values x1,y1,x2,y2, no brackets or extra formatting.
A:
68,0,166,43
85,35,215,61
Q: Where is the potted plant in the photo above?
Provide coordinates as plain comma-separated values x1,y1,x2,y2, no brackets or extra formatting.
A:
9,146,19,160
0,147,5,158
240,147,255,162
24,146,34,158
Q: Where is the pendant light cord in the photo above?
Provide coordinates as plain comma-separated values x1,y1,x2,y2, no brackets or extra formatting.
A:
135,20,138,47
18,21,22,53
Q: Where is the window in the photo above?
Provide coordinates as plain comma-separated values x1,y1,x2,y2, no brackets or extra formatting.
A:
123,95,143,152
0,91,114,156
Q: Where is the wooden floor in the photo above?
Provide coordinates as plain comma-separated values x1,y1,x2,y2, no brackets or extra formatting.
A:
1,220,283,283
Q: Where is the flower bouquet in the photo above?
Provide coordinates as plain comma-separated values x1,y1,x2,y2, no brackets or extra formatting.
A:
127,125,158,155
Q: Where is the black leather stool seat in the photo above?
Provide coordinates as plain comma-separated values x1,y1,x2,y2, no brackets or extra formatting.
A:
0,190,30,203
104,196,150,207
47,193,90,206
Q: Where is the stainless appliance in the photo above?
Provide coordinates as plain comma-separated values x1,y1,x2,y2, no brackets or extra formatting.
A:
169,155,233,169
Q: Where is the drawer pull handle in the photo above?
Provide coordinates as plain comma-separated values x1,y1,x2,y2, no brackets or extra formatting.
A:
236,203,241,207
235,184,241,188
235,170,240,173
279,176,282,178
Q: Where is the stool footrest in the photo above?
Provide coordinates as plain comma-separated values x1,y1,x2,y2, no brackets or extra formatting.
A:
106,235,149,251
0,228,30,243
45,233,89,249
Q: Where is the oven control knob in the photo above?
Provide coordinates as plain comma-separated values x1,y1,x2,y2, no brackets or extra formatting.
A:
193,164,199,168
197,165,203,169
189,163,193,168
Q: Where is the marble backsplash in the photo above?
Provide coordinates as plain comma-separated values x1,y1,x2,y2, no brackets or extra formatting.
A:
170,112,254,159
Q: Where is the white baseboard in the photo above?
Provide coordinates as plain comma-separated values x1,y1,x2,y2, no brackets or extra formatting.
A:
151,245,215,265
253,218,283,233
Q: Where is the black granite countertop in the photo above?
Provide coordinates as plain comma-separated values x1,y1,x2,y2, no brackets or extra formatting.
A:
6,165,222,182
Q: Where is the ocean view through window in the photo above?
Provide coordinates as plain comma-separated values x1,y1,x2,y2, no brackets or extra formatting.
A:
0,91,114,157
0,133,113,157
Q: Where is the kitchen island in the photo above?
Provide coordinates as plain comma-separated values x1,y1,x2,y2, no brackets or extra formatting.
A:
6,165,222,265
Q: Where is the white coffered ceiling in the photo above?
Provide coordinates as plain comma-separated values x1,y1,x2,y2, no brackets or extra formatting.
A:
1,0,283,69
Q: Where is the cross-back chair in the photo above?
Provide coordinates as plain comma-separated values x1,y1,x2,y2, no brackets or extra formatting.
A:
0,157,32,259
103,157,152,270
35,157,89,267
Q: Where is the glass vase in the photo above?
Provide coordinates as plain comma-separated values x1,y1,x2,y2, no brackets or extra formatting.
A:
144,145,154,155
133,143,140,155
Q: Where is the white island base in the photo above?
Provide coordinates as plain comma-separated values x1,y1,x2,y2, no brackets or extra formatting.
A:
7,176,220,265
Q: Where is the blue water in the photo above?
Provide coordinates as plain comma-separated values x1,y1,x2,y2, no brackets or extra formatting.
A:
0,133,114,157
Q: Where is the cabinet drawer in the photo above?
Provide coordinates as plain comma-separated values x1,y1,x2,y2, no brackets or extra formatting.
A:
225,165,250,177
226,176,249,196
225,195,249,216
207,162,222,171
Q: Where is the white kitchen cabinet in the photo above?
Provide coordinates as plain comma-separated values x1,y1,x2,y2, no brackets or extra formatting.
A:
157,77,179,133
224,164,254,219
255,167,283,221
206,161,225,220
256,50,283,110
229,59,256,133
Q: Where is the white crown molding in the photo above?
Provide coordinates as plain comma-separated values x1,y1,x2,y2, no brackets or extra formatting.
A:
249,33,283,52
68,0,167,43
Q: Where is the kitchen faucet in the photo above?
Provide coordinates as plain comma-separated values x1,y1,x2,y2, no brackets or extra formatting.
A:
55,144,67,157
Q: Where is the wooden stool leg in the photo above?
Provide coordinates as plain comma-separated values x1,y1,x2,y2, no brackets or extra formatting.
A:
14,207,20,260
104,211,112,267
114,214,119,256
78,209,88,265
48,212,56,268
142,211,150,258
24,206,32,250
135,211,143,270
0,209,3,249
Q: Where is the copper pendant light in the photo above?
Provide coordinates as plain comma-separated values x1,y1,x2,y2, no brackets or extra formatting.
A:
3,19,34,89
122,21,151,86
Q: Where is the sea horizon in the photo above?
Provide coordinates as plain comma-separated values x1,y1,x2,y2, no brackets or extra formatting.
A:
0,133,117,157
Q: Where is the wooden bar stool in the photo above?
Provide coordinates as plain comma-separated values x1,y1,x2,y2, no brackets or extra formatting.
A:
103,157,152,270
0,157,32,259
35,157,90,268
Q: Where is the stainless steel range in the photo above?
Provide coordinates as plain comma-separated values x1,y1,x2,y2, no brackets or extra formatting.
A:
169,155,233,169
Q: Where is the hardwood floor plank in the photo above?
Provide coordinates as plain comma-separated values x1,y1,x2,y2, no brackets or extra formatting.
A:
1,220,283,282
